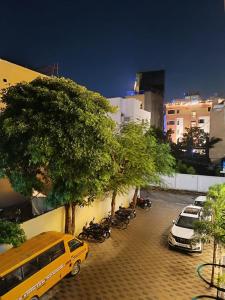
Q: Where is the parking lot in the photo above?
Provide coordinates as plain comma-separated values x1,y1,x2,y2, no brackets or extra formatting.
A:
50,190,216,300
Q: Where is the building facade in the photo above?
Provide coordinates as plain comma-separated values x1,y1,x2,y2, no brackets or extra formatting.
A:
126,70,165,129
165,96,213,143
209,98,225,164
108,97,151,125
0,58,45,109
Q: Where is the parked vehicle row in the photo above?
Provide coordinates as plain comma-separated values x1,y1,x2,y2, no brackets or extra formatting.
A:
168,195,207,253
78,206,137,243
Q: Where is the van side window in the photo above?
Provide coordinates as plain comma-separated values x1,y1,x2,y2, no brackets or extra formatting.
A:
4,267,23,292
0,278,7,296
49,242,65,261
22,258,39,280
68,239,82,252
38,251,51,268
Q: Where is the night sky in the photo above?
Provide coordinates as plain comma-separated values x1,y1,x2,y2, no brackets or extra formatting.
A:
1,0,225,101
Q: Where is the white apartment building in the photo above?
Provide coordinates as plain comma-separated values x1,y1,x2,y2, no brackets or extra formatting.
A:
108,97,151,125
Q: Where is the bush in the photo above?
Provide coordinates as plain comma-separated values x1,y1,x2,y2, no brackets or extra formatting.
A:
0,220,26,247
176,160,196,174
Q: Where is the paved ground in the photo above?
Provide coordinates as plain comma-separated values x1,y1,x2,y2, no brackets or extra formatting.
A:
50,190,217,300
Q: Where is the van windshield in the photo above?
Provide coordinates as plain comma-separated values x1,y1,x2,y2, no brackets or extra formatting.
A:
176,216,198,229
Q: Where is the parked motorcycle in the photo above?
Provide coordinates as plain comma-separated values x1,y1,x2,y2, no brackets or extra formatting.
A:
116,206,136,219
101,212,128,230
136,197,152,210
78,222,107,243
89,218,111,239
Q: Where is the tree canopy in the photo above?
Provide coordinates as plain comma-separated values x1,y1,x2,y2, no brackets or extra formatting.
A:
106,123,175,214
0,77,117,231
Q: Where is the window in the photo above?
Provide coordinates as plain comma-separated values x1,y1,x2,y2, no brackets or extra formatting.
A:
177,110,180,114
22,259,39,280
176,216,198,229
191,121,196,127
192,111,196,117
168,110,175,114
198,119,205,124
68,239,83,252
3,268,23,293
208,107,211,112
38,251,51,268
177,120,179,125
48,242,65,261
0,278,7,296
167,120,175,125
3,78,7,83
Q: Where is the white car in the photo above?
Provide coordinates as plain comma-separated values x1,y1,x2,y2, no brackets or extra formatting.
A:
181,205,202,216
168,210,202,252
193,195,207,208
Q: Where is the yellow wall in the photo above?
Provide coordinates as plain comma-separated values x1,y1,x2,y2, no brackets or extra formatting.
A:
21,189,134,238
0,58,45,90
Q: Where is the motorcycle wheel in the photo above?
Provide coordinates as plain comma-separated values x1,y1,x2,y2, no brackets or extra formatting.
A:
117,221,127,230
105,232,110,239
123,218,130,225
96,235,105,243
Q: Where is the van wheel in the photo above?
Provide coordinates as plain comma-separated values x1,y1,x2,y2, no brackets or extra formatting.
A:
71,262,80,276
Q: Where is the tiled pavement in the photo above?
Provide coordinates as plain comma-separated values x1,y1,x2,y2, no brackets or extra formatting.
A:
49,191,217,300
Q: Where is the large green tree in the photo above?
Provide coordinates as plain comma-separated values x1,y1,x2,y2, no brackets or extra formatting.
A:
0,77,117,234
105,122,175,215
131,126,175,205
106,122,157,216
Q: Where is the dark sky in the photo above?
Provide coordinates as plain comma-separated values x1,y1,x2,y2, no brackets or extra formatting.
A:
1,0,225,101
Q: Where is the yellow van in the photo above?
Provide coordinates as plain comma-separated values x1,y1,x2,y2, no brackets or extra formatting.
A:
0,231,88,300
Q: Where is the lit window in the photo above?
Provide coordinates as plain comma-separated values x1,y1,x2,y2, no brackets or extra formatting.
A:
167,120,175,125
192,111,196,117
168,110,175,114
191,121,196,127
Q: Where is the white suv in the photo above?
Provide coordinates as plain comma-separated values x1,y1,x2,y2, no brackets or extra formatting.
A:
193,195,207,208
168,209,202,252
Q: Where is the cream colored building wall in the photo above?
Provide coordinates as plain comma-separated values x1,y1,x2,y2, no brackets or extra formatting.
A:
0,58,45,90
21,189,134,238
21,207,65,239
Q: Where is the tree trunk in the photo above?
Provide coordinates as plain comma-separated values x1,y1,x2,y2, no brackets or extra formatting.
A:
64,203,71,234
71,203,76,235
211,239,217,286
111,190,117,217
132,187,139,208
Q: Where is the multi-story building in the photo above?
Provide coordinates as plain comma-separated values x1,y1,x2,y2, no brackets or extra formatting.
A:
209,98,225,164
0,58,45,109
165,95,213,143
126,70,165,129
108,97,151,125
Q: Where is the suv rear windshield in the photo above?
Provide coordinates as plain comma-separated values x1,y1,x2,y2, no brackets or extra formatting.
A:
194,201,204,207
176,216,198,229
